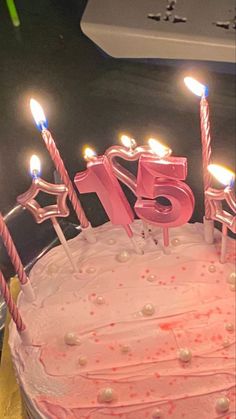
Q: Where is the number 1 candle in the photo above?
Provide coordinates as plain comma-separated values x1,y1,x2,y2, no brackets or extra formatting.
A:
29,99,95,243
74,148,142,254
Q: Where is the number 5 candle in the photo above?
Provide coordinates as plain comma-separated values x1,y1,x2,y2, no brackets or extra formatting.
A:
29,99,95,243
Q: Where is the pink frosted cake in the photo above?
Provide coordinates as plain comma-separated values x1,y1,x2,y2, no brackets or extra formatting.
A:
9,220,236,419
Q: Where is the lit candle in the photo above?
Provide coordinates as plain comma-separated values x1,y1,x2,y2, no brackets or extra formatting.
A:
0,210,35,302
0,270,30,344
107,137,194,249
135,138,195,248
74,148,142,254
205,164,235,263
17,156,77,272
29,99,95,243
184,76,214,244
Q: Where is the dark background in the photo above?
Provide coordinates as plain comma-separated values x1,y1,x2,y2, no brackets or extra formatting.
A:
0,0,235,274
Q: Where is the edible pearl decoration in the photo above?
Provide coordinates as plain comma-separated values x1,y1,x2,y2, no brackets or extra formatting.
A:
95,296,105,305
47,264,58,274
227,271,236,285
215,396,230,413
178,348,192,362
171,238,180,247
225,322,234,332
78,356,87,366
120,344,131,353
208,264,216,273
152,408,162,418
86,266,96,274
116,250,130,263
222,338,230,348
98,387,116,403
108,238,116,245
147,274,157,282
64,332,81,346
142,303,155,316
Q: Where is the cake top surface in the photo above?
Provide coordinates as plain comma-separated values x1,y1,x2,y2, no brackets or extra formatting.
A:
9,221,236,418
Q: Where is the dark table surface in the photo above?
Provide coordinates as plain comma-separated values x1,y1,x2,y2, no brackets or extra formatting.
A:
0,0,235,348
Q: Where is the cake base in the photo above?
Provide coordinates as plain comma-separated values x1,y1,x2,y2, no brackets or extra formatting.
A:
9,221,236,419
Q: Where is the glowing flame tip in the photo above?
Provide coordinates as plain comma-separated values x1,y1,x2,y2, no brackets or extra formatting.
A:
30,154,41,178
208,164,235,187
30,98,48,131
148,138,171,158
184,77,208,97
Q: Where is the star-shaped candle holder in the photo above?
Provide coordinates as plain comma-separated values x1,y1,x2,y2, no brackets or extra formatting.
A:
205,164,235,263
17,177,77,272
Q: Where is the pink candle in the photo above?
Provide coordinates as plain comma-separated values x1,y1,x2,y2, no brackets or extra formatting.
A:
0,212,34,302
184,78,212,214
0,269,25,332
74,149,134,238
30,99,94,242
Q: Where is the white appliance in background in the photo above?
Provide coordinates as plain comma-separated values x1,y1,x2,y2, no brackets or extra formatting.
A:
81,0,235,62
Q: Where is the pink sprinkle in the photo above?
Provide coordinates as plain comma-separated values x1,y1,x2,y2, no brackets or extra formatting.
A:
146,269,150,273
90,311,94,316
181,267,186,271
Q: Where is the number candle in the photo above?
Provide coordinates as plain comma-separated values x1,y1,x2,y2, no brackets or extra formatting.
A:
184,77,214,244
17,156,77,272
106,136,194,249
135,139,195,248
0,213,35,302
0,270,30,344
74,148,142,254
205,164,235,263
29,99,95,243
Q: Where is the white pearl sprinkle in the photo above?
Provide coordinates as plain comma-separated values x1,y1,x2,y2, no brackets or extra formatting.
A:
208,264,216,273
116,250,130,263
78,356,87,366
215,396,230,413
147,274,157,282
152,408,162,418
171,238,180,247
142,303,155,316
64,332,81,346
222,338,230,348
98,387,116,403
95,296,105,305
120,344,131,353
108,238,116,245
47,264,58,274
178,348,192,362
227,271,236,285
225,323,234,332
86,266,96,274
230,284,236,292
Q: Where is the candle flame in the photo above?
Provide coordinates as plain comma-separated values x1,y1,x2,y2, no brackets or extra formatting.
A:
84,147,97,161
208,164,235,187
184,77,208,97
30,155,41,178
30,98,48,131
148,138,172,158
120,135,136,149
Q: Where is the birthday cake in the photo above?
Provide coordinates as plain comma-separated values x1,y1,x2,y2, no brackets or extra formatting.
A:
8,220,236,419
4,78,235,419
